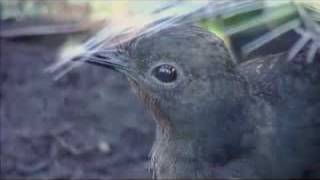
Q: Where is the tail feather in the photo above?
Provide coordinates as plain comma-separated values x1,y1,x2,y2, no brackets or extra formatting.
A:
49,0,320,78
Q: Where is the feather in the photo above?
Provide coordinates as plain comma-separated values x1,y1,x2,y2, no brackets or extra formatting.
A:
50,0,320,78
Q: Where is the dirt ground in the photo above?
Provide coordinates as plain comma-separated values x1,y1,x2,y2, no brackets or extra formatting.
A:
0,32,155,179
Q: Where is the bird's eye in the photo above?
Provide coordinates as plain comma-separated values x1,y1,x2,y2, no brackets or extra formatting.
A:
152,64,177,83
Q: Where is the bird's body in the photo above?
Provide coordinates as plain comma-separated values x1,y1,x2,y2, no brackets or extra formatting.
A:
68,23,320,178
238,52,320,178
126,25,320,179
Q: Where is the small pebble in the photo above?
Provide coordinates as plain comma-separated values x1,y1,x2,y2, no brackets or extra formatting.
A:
98,141,112,154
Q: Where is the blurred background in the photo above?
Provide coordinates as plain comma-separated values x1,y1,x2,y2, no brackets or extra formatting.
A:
0,0,318,179
1,1,157,179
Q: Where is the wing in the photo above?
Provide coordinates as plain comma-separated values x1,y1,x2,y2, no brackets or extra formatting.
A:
237,50,320,177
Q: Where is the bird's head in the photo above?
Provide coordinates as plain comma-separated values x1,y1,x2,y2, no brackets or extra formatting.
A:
71,24,257,178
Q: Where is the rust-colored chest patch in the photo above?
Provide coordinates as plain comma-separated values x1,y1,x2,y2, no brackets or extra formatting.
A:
128,79,173,133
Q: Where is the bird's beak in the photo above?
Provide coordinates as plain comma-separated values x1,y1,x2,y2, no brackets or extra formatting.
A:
72,51,129,74
70,50,142,83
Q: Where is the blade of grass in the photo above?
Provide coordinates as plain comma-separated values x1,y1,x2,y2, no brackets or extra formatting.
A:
242,18,301,55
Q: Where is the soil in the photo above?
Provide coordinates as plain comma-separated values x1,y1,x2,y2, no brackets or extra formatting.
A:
0,32,155,179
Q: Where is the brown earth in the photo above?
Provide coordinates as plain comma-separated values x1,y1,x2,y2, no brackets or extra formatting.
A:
0,31,155,179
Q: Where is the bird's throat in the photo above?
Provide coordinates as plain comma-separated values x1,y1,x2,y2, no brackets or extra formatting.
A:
128,79,174,133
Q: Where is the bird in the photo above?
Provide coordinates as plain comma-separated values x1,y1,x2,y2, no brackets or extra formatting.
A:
67,23,320,179
45,1,320,178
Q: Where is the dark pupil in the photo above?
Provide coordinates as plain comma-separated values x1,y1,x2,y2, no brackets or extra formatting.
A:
152,64,177,83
